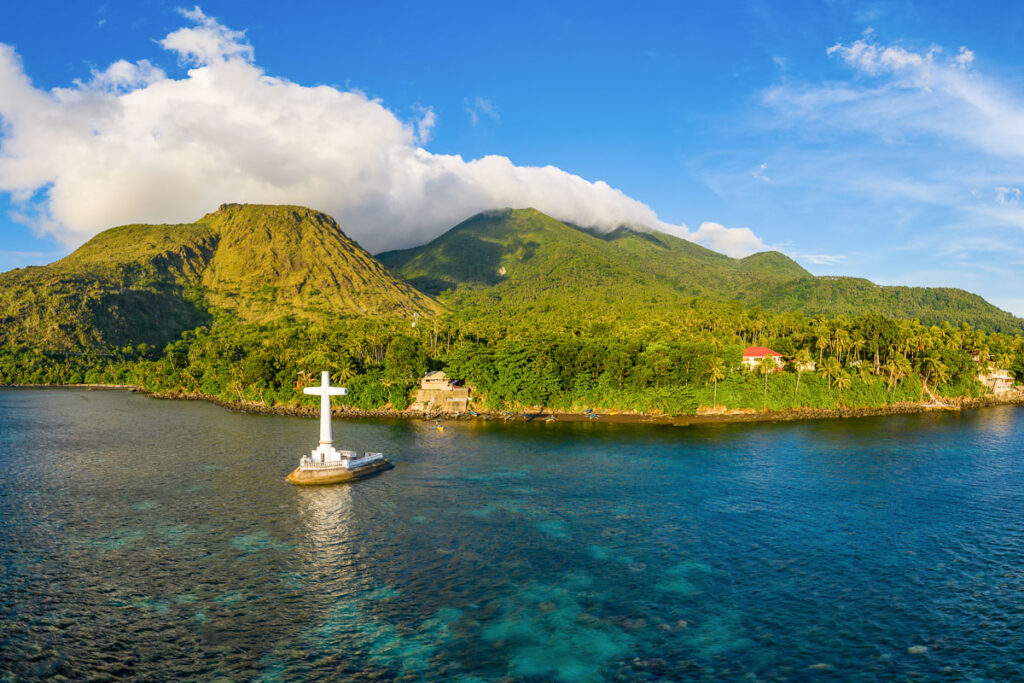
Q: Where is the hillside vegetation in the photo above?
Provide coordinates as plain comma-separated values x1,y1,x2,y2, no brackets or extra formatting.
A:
0,222,217,351
197,204,439,321
379,209,1024,334
0,204,439,352
2,204,1022,418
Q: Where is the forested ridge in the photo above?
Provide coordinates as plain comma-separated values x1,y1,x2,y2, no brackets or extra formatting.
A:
2,205,1022,416
380,209,1024,334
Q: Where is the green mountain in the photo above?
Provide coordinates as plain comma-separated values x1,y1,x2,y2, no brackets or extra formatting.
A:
196,204,438,321
379,209,807,298
0,204,439,352
379,208,1024,333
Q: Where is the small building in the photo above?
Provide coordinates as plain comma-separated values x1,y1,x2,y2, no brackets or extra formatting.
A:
411,371,470,413
742,346,784,372
420,371,453,391
979,368,1014,394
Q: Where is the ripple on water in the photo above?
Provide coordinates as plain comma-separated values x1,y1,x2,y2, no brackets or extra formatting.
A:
231,531,295,553
4,390,1024,680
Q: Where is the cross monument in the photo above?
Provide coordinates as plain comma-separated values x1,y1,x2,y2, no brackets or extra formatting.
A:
303,371,349,463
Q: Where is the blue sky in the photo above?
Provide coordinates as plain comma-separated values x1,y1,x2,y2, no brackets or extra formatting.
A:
2,1,1024,314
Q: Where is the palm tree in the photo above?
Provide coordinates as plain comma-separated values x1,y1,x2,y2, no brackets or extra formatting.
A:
707,357,727,409
835,370,852,392
819,357,842,390
849,338,866,366
793,349,813,396
932,362,951,392
815,334,830,364
997,352,1014,372
918,353,946,401
333,354,356,385
757,356,777,410
834,327,851,363
892,355,913,396
882,358,899,394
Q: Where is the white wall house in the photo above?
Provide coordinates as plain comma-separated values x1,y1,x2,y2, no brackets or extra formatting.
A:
742,346,784,372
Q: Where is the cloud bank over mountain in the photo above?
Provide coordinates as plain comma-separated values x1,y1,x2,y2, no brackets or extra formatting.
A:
0,7,765,257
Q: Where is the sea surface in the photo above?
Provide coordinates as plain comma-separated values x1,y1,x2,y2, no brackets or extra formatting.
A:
1,388,1023,681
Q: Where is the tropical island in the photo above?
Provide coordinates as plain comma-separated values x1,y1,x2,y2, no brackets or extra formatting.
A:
1,203,1021,421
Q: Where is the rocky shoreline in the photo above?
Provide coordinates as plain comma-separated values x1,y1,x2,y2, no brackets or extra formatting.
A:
132,386,1024,427
5,383,1022,426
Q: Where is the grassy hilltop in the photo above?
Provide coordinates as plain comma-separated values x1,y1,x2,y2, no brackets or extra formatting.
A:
0,204,439,352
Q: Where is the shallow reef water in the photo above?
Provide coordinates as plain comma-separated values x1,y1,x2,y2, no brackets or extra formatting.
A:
2,388,1024,680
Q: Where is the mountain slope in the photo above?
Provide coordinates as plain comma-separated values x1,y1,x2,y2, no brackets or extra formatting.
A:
196,204,439,321
378,208,808,301
0,204,439,352
0,222,218,351
378,208,1024,333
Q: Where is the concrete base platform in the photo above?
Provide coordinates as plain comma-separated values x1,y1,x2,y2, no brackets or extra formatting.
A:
286,459,393,485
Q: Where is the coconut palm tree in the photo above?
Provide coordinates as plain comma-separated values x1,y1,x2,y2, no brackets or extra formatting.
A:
882,358,900,394
997,352,1014,372
849,338,867,366
835,370,852,392
815,334,830,364
819,357,842,390
707,357,727,409
834,327,851,363
757,356,777,409
918,353,947,401
793,349,813,396
894,355,913,394
333,354,356,385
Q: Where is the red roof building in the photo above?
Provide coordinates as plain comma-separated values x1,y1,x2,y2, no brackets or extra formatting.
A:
743,346,782,359
742,346,784,372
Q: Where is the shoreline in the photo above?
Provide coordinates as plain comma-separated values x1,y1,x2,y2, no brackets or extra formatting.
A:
4,383,1022,427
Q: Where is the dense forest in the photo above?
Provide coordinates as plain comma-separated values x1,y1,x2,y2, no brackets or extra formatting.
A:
2,204,1021,416
2,301,1020,416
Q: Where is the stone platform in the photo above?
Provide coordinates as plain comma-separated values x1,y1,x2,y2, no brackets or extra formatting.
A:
287,458,393,485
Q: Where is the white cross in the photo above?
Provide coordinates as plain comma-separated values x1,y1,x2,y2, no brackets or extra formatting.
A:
303,371,348,446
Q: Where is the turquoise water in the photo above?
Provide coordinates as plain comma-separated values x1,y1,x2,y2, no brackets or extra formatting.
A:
2,388,1024,680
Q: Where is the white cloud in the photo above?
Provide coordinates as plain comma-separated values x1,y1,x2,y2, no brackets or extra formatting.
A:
82,59,166,91
691,221,765,258
751,162,771,183
826,38,936,77
774,36,1024,160
0,8,770,258
734,35,1024,310
159,6,253,66
954,46,975,70
464,96,500,126
756,35,1024,237
996,186,1020,204
790,252,846,265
